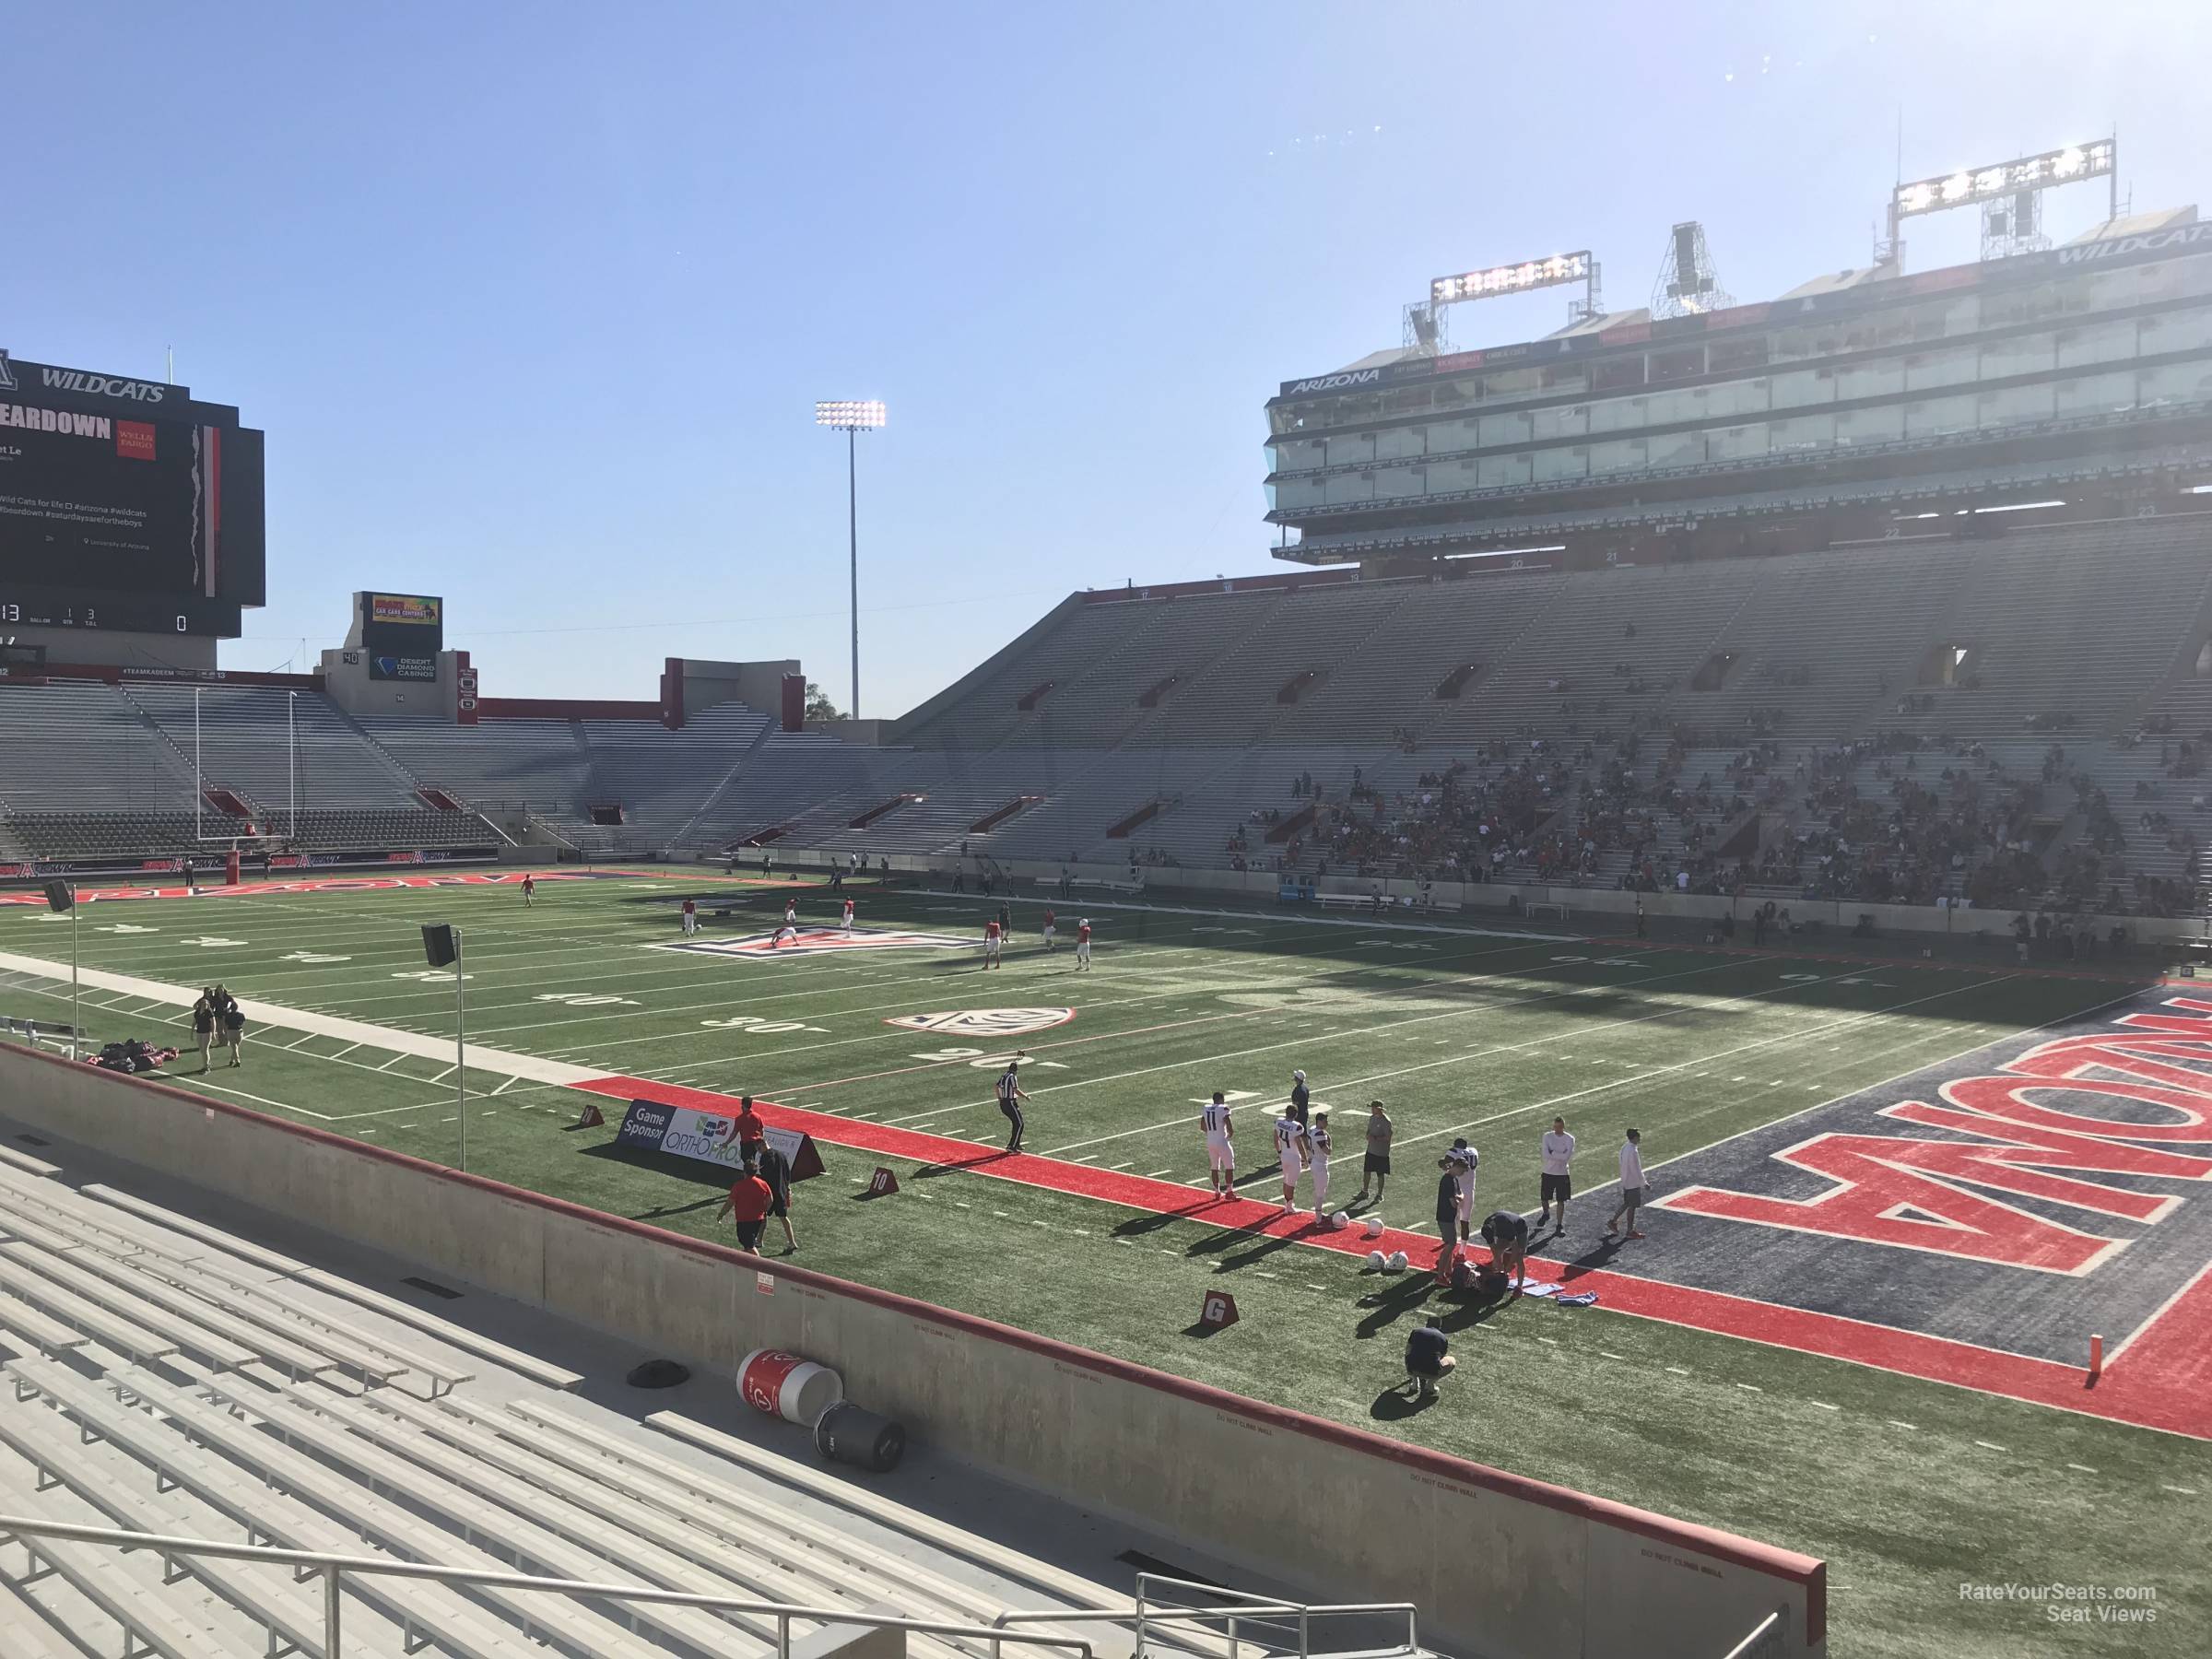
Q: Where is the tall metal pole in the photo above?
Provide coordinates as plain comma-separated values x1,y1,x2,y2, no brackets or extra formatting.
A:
194,688,203,842
288,692,298,841
848,427,859,721
454,929,468,1172
69,884,81,1061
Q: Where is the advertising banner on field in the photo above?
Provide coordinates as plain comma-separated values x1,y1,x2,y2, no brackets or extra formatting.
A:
612,1100,824,1181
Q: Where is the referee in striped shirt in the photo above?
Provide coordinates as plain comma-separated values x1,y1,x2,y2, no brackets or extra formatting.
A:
995,1055,1030,1154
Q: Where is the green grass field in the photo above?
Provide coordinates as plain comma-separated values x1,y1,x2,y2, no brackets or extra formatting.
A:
2,868,2206,1657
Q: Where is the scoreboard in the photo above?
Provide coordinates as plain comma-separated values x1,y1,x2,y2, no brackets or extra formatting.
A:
0,348,265,640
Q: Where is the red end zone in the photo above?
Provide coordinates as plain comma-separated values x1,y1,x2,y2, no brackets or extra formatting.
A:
575,1070,2212,1441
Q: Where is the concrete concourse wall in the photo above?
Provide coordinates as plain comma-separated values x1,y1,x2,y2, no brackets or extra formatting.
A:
0,1042,1824,1659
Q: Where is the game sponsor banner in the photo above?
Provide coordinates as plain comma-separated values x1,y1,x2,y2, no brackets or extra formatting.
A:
612,1099,824,1181
1631,987,2212,1370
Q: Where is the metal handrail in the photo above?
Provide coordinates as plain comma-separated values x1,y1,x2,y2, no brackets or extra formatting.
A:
994,1571,1420,1659
1719,1606,1786,1659
0,1514,1096,1659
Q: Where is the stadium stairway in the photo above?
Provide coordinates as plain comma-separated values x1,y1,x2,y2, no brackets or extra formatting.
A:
0,1133,1406,1659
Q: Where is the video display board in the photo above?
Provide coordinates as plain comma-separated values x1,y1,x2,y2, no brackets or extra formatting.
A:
0,349,265,639
360,592,443,681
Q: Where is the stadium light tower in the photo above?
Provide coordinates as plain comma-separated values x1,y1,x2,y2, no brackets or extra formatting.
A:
815,400,887,721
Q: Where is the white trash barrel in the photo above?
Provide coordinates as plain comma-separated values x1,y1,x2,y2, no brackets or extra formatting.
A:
738,1348,844,1426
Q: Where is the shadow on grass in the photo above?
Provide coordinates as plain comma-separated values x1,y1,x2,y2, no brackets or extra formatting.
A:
1370,1381,1441,1421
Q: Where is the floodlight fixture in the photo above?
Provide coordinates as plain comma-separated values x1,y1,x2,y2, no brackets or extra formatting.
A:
815,400,887,429
1430,252,1594,309
1891,140,2112,220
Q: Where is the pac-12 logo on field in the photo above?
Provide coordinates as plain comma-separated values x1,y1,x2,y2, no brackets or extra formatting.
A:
885,1008,1076,1038
653,927,978,959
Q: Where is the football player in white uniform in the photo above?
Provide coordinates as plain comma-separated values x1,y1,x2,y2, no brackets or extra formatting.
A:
1200,1090,1235,1199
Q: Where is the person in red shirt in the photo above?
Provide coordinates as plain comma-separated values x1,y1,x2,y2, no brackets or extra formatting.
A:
1041,907,1057,950
1075,917,1092,971
982,916,1003,970
520,873,535,907
841,896,855,935
680,897,699,937
732,1095,765,1154
716,1155,775,1253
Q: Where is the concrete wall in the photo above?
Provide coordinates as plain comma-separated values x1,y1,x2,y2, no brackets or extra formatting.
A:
0,1043,1825,1659
677,659,801,720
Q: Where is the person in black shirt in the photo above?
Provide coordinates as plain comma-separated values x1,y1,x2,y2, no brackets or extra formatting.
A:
191,989,218,1073
1288,1070,1311,1127
1405,1324,1454,1404
1479,1208,1530,1293
756,1137,797,1253
1432,1158,1464,1283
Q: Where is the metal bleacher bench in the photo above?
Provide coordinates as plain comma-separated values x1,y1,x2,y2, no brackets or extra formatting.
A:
0,1171,471,1398
2,1355,559,1659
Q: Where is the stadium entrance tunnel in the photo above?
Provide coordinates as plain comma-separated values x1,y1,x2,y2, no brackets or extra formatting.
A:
1920,640,1978,688
1104,799,1165,839
848,794,923,830
1431,662,1483,700
968,795,1041,834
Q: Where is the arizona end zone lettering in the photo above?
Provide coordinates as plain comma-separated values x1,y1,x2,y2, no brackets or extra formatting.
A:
1658,995,2212,1275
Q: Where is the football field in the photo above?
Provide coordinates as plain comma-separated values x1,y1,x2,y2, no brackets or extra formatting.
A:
2,865,2206,1657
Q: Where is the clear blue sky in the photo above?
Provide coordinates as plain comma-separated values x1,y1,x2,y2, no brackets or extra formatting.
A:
8,2,2206,715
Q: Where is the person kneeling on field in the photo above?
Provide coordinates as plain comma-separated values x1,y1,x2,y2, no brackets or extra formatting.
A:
1404,1323,1454,1404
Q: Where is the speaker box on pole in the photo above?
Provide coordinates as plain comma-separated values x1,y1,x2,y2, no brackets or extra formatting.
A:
42,881,73,914
421,924,458,969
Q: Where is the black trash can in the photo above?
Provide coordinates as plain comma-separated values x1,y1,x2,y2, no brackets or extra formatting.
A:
814,1402,905,1473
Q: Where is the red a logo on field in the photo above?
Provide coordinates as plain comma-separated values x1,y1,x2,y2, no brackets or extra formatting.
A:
1663,1106,2212,1276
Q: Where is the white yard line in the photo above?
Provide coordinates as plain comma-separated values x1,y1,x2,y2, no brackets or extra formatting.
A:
0,947,600,1088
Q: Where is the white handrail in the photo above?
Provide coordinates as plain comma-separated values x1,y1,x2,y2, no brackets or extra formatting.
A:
994,1571,1421,1659
0,1514,1097,1659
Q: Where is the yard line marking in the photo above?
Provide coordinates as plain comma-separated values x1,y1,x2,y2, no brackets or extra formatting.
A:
991,1210,1011,1219
1665,1366,1690,1374
953,1202,970,1209
1598,1351,1628,1361
2065,1463,2099,1474
1973,1441,2009,1453
1809,1401,1840,1411
1535,1336,1557,1345
1109,1161,1134,1171
2159,1483,2197,1495
1143,1169,1173,1179
1887,1420,1917,1431
1735,1383,1763,1393
175,1077,337,1120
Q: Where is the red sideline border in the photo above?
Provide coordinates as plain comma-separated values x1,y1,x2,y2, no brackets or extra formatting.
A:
582,1077,2212,1443
0,1039,1825,1650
